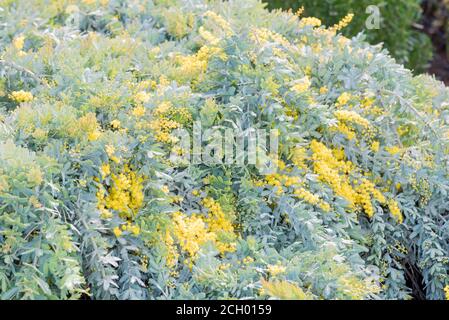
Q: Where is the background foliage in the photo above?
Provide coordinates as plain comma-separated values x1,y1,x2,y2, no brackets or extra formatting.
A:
265,0,434,74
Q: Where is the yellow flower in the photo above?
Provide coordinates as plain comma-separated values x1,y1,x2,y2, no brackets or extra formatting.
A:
100,163,111,178
12,35,25,50
131,105,146,117
29,196,42,208
336,92,351,107
32,128,48,141
100,209,113,219
299,17,322,28
110,119,121,129
10,90,33,103
161,185,170,194
243,256,254,264
26,166,43,186
134,91,151,104
310,140,357,208
291,76,311,94
388,199,403,224
386,146,402,155
267,264,287,276
97,165,144,218
204,11,233,36
334,110,370,129
319,86,328,95
88,130,101,141
371,141,380,153
129,224,140,236
330,13,354,32
163,231,179,268
444,285,449,300
113,226,122,237
172,212,215,258
105,145,115,157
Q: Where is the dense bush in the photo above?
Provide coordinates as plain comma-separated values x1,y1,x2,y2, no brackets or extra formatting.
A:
265,0,434,74
0,0,448,300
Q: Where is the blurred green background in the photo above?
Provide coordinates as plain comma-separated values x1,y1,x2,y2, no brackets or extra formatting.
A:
264,0,449,83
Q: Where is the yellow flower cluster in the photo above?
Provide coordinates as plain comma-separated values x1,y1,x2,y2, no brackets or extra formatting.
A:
70,112,101,141
267,263,287,276
290,146,308,170
294,187,331,212
249,27,295,57
202,197,236,254
26,166,43,186
310,140,357,208
203,11,233,36
113,226,122,237
329,13,354,33
261,173,297,195
149,101,192,144
131,105,146,118
175,45,226,86
199,26,220,46
163,231,179,268
110,119,121,129
299,17,322,28
334,110,370,140
310,140,398,219
258,171,331,212
149,118,181,143
100,163,111,178
166,197,236,266
12,35,25,50
355,179,386,218
410,177,432,206
334,121,357,140
386,146,402,155
134,91,151,104
97,165,144,220
161,8,194,39
242,256,254,265
9,90,33,103
336,92,351,107
319,86,328,95
172,211,215,258
387,199,403,224
105,144,120,163
291,76,311,94
337,273,380,300
119,221,141,236
371,141,380,153
335,110,370,128
295,6,305,17
444,285,449,300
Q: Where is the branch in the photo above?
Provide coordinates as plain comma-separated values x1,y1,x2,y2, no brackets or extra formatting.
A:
0,59,50,89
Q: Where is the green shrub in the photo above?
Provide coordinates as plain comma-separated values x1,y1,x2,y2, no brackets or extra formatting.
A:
265,0,434,73
0,0,448,300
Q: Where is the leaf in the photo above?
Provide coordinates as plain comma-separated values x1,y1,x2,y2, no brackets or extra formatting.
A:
261,279,312,300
